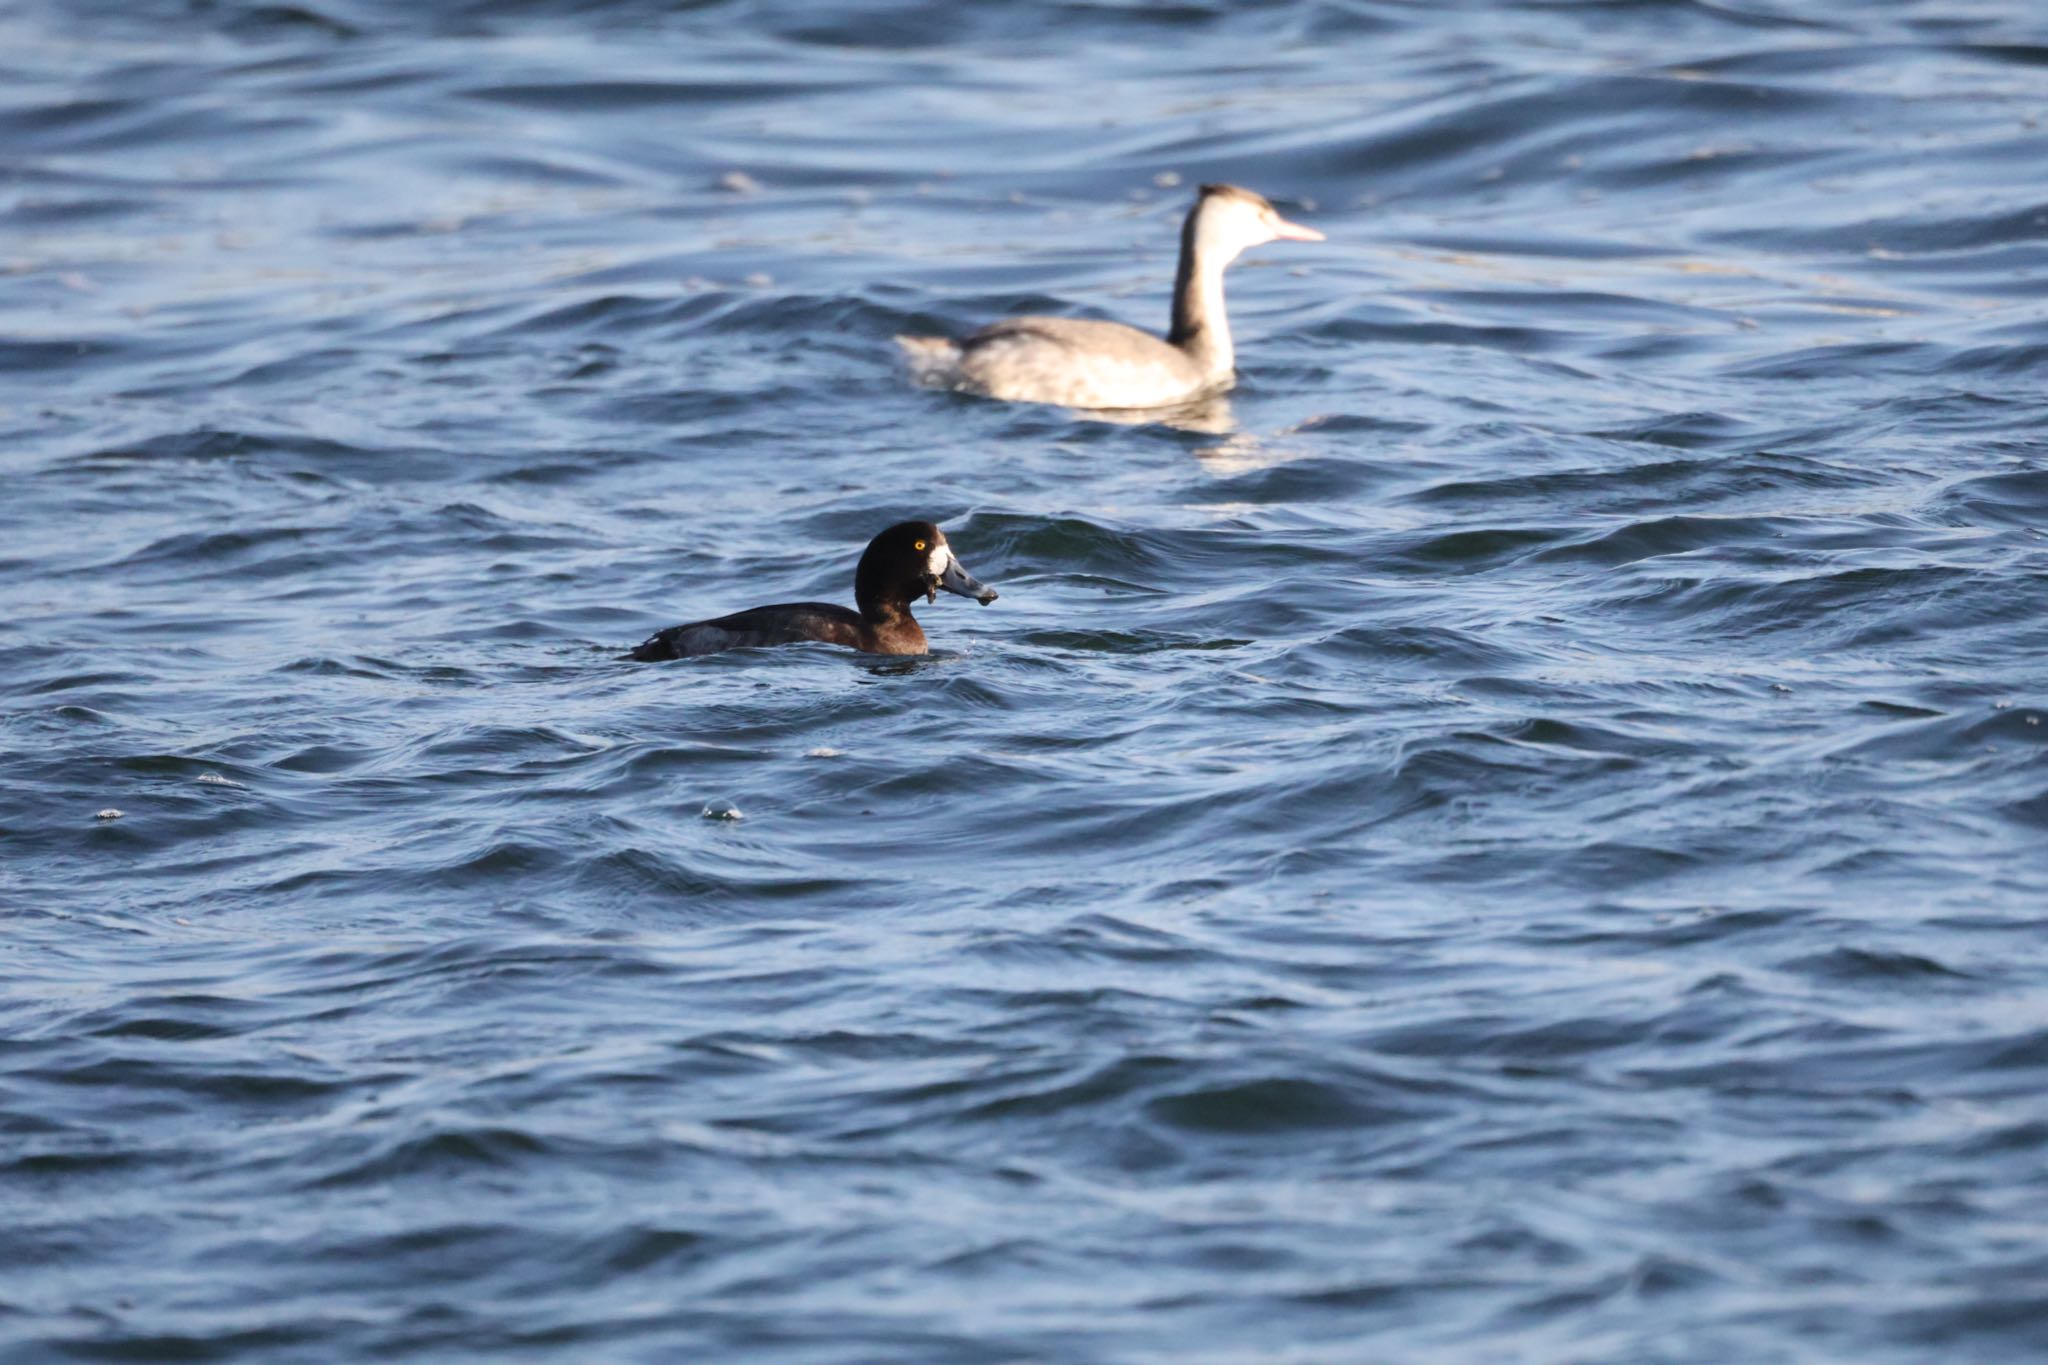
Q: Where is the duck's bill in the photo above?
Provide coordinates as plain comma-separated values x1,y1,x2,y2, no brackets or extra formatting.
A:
1272,217,1325,242
936,557,999,605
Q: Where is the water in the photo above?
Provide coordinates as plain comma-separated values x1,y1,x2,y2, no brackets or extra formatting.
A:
4,0,2046,1358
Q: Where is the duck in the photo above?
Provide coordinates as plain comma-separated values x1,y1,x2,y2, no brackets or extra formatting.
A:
897,183,1323,411
630,521,998,661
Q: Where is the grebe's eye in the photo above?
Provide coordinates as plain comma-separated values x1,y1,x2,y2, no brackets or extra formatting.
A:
913,540,926,551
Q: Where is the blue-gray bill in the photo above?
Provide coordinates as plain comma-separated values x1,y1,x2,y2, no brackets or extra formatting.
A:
935,556,998,605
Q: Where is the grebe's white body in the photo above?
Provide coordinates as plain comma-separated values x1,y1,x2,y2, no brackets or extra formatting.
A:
898,184,1323,410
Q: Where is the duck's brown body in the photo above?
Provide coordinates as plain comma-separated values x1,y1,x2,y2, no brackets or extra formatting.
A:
631,602,926,660
629,522,994,663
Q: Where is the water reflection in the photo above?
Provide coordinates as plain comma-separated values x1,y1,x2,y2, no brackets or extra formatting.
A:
1067,394,1236,434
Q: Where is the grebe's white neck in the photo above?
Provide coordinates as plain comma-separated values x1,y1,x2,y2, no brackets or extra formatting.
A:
1168,185,1323,382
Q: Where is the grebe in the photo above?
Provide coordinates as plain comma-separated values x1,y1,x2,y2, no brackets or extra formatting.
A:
898,183,1323,410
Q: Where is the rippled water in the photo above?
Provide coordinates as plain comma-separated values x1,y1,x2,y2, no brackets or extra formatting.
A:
5,0,2048,1358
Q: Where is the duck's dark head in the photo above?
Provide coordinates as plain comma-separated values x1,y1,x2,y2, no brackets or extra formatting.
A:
855,521,1000,618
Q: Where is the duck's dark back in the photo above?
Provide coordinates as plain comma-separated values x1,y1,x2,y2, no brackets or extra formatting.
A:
630,602,862,660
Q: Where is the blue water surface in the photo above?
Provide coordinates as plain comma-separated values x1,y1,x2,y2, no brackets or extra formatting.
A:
3,0,2047,1359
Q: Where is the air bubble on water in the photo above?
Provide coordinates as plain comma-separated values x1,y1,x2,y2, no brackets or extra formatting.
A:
95,808,123,821
807,747,842,758
717,170,760,194
701,801,743,822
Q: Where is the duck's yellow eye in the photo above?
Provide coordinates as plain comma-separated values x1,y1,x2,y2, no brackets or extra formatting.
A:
913,540,926,551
